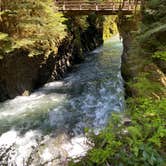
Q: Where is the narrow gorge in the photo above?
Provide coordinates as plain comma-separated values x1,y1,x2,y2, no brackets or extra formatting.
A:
0,0,166,166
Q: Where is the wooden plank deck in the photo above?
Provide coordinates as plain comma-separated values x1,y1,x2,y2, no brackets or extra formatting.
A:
55,0,141,15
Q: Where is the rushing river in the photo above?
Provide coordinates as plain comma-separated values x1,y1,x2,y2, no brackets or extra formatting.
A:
0,35,124,166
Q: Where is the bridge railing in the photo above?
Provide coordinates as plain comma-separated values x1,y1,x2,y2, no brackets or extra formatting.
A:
56,0,141,12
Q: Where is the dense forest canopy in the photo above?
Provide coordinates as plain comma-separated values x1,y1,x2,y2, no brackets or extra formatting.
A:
0,0,67,58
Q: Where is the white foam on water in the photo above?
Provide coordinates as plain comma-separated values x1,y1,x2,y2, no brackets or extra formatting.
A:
40,148,53,162
0,86,67,118
0,130,18,146
0,36,124,165
0,130,42,166
90,46,103,54
42,81,65,90
62,136,90,158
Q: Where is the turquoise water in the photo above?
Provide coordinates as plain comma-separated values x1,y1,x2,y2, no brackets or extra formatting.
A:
0,35,124,165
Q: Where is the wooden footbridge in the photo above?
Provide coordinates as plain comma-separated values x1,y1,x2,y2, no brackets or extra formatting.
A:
56,0,141,15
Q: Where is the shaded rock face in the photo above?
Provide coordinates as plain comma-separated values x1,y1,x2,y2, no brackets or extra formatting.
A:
0,50,40,100
117,16,134,79
117,15,139,98
36,38,74,87
118,15,166,99
0,16,103,102
81,26,103,53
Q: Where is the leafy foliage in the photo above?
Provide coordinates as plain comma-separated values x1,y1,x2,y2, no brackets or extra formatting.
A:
70,98,166,166
103,16,118,40
139,0,166,54
70,1,166,166
0,0,67,57
153,51,166,61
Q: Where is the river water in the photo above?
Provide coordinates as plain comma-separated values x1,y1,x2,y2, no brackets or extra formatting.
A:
0,35,124,166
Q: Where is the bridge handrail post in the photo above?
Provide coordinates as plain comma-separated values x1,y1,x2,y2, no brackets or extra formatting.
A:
95,2,98,11
112,2,115,11
63,1,65,10
128,4,131,10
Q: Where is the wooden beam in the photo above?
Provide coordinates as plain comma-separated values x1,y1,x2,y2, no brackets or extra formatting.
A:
56,0,141,15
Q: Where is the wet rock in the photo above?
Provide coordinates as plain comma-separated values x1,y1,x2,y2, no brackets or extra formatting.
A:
0,14,103,102
122,117,132,126
22,90,30,96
